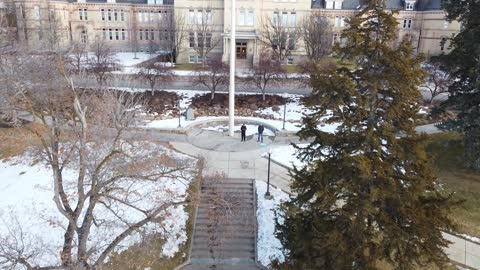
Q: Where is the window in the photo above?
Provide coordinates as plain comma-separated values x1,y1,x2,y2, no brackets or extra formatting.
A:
145,29,149,40
197,55,203,64
333,33,338,44
102,28,106,40
197,32,204,47
189,55,196,63
109,29,113,40
288,33,295,50
150,29,155,40
138,11,143,22
340,16,345,27
121,10,125,21
281,12,288,26
440,37,447,51
206,33,212,48
79,9,83,20
273,12,279,25
290,12,296,26
84,9,88,20
287,58,293,65
81,30,87,43
101,9,105,21
403,18,412,28
114,10,118,21
108,9,112,21
239,10,245,25
189,32,195,47
34,5,40,19
406,2,414,10
115,29,119,40
139,29,143,40
197,10,203,24
444,21,449,29
334,16,339,27
247,10,254,26
189,10,195,24
158,10,163,21
121,29,126,40
206,10,212,24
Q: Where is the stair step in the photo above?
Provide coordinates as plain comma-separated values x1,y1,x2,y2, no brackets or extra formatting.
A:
193,237,255,246
191,249,255,259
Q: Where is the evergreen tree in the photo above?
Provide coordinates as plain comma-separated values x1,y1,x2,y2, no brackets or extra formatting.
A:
440,1,480,170
276,1,455,269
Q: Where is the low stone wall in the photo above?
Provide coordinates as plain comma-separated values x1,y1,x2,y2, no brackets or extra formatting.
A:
184,117,279,135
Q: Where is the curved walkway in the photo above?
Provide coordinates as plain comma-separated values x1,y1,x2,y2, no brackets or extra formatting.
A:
169,129,480,270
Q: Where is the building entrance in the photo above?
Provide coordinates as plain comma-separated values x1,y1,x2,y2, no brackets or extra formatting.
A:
236,41,247,59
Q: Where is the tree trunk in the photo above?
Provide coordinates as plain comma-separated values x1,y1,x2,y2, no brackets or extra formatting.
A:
211,90,215,100
61,221,76,266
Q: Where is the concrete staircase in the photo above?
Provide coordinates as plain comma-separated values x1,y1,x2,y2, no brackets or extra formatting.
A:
182,178,261,270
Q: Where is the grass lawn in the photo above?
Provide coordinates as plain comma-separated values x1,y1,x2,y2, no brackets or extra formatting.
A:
175,63,201,71
426,132,480,238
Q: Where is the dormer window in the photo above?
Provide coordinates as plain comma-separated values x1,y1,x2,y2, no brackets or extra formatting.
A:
405,1,414,10
326,0,343,9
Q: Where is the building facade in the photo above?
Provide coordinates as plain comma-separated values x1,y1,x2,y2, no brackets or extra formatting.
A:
11,0,460,65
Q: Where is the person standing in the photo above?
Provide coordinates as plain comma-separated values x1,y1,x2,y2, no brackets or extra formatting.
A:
241,124,247,142
257,124,265,143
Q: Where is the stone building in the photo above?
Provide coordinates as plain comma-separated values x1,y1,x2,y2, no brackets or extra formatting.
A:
12,0,459,65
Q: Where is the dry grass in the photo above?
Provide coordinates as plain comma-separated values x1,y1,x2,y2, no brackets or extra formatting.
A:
0,125,41,160
426,132,480,238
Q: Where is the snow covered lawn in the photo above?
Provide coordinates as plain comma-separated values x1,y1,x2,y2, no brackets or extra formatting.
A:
270,144,308,168
256,181,290,267
0,143,196,268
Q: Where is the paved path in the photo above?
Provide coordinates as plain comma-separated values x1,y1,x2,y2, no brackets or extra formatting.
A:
170,131,480,270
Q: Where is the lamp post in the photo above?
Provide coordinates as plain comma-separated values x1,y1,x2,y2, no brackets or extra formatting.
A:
262,149,273,199
282,93,287,130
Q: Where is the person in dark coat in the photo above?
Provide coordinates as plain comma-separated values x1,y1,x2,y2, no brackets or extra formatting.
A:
241,124,247,142
257,125,265,142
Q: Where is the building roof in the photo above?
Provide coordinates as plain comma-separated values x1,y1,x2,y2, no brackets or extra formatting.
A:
70,0,174,5
312,0,443,11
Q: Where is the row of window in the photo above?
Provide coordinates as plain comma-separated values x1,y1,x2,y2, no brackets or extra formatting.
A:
102,28,128,41
137,10,170,23
139,29,171,41
100,9,126,22
272,11,296,27
188,10,213,25
188,32,213,48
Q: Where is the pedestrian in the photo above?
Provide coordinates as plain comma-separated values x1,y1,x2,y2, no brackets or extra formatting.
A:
241,123,247,142
257,124,264,143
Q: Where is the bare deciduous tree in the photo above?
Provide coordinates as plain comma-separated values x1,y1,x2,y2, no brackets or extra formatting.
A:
136,58,174,94
88,40,119,86
0,51,198,269
422,61,450,104
67,42,88,74
259,14,300,62
191,10,222,67
193,56,229,100
248,52,286,101
0,0,16,50
165,11,187,64
300,13,334,62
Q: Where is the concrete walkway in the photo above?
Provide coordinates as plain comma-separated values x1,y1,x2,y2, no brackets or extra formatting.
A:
170,132,480,270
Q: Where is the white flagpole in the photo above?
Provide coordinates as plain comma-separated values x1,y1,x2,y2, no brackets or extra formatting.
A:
228,0,236,137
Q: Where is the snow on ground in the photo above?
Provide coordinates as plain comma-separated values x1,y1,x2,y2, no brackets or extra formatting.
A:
460,234,480,244
0,143,196,268
202,124,276,137
270,144,309,168
114,52,159,67
256,180,290,267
